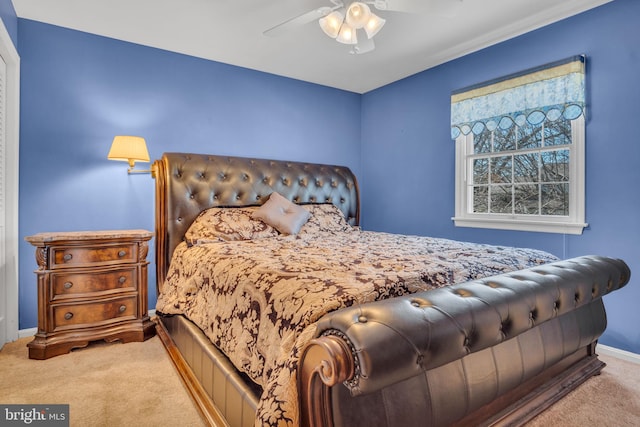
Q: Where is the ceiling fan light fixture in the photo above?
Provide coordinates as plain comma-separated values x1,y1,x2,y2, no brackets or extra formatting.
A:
319,10,344,39
345,2,371,29
336,23,358,44
364,13,385,39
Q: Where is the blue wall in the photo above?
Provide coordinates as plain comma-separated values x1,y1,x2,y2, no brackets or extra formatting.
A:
17,0,639,354
361,0,640,353
0,0,17,47
17,19,361,329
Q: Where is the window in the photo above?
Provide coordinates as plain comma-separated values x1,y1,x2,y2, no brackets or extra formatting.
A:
451,56,587,235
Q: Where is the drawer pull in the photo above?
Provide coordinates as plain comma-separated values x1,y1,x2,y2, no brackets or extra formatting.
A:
63,282,73,290
118,250,126,257
64,312,73,320
118,305,126,313
63,254,73,261
118,276,126,284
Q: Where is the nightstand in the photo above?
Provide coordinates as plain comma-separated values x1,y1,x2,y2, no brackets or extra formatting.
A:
25,230,156,359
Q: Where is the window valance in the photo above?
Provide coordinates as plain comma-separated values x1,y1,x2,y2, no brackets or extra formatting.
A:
451,55,585,139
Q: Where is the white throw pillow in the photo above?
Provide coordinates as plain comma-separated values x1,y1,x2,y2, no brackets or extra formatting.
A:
252,192,311,235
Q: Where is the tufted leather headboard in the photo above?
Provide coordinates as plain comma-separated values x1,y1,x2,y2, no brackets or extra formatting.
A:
154,152,360,290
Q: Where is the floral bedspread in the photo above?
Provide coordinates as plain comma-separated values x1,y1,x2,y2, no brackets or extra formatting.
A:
155,230,557,426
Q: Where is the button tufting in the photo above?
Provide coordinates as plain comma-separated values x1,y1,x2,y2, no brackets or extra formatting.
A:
455,289,472,297
358,315,368,323
463,337,470,350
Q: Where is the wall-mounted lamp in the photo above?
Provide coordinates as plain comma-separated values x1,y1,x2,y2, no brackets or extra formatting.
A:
107,135,153,175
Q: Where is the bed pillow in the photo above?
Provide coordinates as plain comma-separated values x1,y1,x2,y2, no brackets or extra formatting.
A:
299,203,355,235
185,206,279,244
252,192,311,235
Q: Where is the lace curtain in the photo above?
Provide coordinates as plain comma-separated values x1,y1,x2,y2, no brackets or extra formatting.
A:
451,55,585,139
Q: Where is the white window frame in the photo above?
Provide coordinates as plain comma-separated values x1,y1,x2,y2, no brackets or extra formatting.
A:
452,115,587,235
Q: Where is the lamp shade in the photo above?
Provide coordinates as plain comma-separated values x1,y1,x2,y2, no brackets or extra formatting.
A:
336,23,357,44
319,10,344,39
345,2,371,29
108,136,150,167
364,13,385,39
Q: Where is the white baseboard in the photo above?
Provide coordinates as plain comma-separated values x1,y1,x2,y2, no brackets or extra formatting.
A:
597,343,640,364
17,309,158,340
18,327,36,339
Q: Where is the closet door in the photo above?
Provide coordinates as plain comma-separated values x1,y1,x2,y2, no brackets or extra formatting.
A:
0,52,6,348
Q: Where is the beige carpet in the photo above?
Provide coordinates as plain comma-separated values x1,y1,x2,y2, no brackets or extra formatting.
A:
1,331,639,427
0,333,205,427
527,352,640,426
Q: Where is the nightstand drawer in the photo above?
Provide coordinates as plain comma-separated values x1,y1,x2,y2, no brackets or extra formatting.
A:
51,267,138,300
52,296,138,331
51,243,137,269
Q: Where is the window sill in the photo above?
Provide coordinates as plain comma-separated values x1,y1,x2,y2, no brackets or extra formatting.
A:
452,216,588,235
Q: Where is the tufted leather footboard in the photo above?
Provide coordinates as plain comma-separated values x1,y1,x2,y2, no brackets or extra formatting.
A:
299,255,631,427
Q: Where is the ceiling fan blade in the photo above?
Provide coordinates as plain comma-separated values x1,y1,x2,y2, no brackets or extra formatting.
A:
350,36,375,55
264,7,333,37
375,0,462,17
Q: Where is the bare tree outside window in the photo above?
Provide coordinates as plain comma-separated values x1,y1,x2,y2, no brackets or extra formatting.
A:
469,117,572,217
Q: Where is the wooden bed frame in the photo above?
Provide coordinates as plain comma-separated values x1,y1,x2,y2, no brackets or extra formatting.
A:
152,152,630,427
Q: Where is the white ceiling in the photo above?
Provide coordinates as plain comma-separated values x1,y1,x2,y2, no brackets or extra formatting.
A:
12,0,611,94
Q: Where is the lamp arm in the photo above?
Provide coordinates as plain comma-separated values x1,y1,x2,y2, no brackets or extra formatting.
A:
127,163,157,178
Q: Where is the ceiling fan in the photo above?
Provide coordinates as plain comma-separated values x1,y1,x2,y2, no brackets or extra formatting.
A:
264,0,462,55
